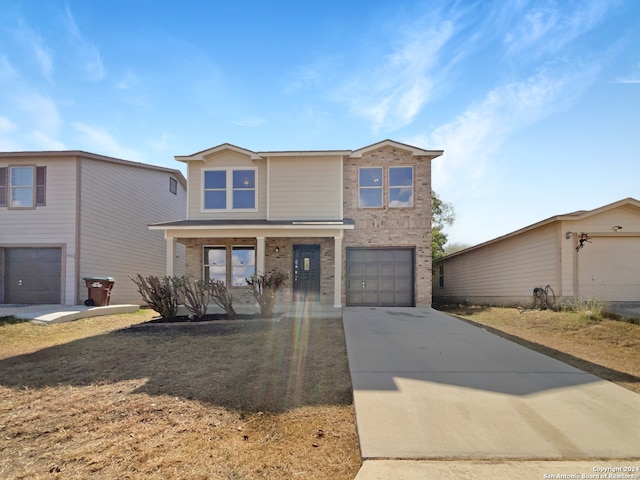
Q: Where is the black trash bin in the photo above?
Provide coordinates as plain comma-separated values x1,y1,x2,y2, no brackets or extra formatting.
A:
83,276,115,306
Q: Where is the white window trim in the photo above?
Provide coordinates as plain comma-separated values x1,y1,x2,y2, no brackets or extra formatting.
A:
388,165,414,209
203,245,227,284
231,245,256,287
8,165,36,209
358,166,384,209
201,167,258,212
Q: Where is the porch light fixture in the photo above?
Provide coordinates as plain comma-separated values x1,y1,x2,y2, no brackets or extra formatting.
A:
275,247,280,253
565,232,572,239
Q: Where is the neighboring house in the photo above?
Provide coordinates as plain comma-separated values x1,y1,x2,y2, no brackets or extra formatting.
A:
433,198,640,307
150,140,443,308
0,151,186,306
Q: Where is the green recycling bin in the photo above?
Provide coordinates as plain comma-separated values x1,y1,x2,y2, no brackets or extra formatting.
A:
83,276,115,306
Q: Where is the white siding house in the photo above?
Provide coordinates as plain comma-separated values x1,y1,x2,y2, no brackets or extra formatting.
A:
0,151,186,305
433,198,640,307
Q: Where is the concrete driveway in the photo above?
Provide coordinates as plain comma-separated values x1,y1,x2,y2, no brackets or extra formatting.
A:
343,307,640,476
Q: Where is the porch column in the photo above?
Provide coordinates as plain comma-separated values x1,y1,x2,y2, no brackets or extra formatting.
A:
166,236,176,276
256,236,266,276
334,235,343,308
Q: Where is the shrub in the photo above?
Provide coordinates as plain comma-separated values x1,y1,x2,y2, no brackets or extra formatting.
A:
130,274,179,320
209,280,236,320
172,276,212,319
246,271,288,317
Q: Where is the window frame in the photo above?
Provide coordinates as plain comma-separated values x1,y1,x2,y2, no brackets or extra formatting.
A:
203,245,256,286
6,165,46,209
388,166,414,209
202,167,258,212
231,245,255,286
169,177,178,195
358,167,384,209
203,245,227,284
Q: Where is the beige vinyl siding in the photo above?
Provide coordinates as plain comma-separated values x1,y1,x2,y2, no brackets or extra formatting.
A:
0,157,78,304
188,152,267,220
79,159,186,304
435,223,560,306
269,156,341,220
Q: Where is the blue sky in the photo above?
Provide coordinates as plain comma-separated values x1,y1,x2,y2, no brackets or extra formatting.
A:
1,0,638,246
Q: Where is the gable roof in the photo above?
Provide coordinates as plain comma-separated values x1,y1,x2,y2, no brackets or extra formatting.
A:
176,139,444,162
0,150,186,187
350,139,443,159
175,143,262,162
437,197,640,262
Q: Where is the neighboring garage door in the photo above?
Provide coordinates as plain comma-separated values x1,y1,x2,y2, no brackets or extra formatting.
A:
4,248,62,304
346,248,414,306
578,237,640,302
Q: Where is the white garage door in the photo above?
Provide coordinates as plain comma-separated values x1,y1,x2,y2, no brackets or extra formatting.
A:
577,237,640,301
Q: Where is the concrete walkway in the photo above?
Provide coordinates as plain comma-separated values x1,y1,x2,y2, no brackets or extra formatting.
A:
0,304,139,323
343,307,640,479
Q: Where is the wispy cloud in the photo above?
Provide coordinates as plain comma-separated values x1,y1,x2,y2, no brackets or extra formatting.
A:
73,122,144,161
231,117,265,127
0,116,16,133
412,62,601,195
504,0,619,56
116,70,139,90
613,61,640,84
345,18,455,133
10,18,54,79
27,131,66,150
64,5,105,81
17,93,61,133
0,56,18,80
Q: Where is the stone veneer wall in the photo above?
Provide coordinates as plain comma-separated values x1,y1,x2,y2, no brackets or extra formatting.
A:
342,145,433,306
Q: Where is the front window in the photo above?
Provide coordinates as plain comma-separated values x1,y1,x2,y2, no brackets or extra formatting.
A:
359,167,383,208
204,246,226,284
10,166,35,208
389,166,413,208
231,246,255,286
203,168,256,210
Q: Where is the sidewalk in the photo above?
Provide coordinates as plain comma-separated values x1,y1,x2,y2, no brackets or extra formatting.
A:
0,304,139,324
342,307,640,479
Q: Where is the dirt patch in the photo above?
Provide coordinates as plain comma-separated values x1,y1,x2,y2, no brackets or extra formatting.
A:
0,310,360,480
437,305,640,394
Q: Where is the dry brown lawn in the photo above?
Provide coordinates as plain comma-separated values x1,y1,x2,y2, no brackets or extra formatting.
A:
0,310,360,480
438,305,640,394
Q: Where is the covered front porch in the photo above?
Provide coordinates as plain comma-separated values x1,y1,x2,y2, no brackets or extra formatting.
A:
150,220,354,308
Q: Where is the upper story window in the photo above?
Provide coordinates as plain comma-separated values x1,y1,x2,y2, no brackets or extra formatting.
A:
169,177,178,195
0,165,46,208
203,168,256,211
358,167,383,208
389,166,413,208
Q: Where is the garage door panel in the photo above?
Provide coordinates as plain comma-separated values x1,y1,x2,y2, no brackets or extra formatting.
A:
363,264,379,276
346,248,414,307
578,238,640,302
5,247,62,304
379,264,395,276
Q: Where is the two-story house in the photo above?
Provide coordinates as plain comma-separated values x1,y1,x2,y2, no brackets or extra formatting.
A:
150,140,442,308
0,151,186,306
